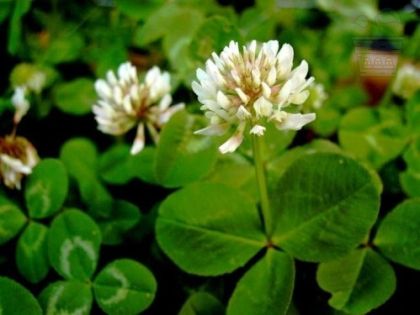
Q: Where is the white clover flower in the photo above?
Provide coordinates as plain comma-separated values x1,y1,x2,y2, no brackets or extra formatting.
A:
93,62,184,155
392,63,420,99
11,86,30,124
0,136,39,190
192,40,316,154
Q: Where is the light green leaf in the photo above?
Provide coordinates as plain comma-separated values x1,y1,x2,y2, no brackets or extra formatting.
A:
25,159,69,219
60,138,112,216
374,199,420,270
48,209,102,280
97,200,141,245
53,78,96,115
179,292,224,315
155,111,218,188
227,249,295,315
99,145,158,185
39,280,93,315
93,259,157,315
338,107,409,169
0,196,26,245
16,222,49,283
156,182,266,276
317,248,396,314
400,170,420,197
272,152,380,262
0,277,42,315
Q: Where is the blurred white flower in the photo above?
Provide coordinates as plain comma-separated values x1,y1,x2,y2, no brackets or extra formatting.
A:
392,63,420,99
93,62,184,154
26,71,47,94
0,136,39,190
192,40,316,154
11,86,30,124
302,83,327,112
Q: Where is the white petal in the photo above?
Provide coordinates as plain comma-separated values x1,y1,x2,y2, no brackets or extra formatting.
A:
235,88,250,105
266,67,277,85
219,129,244,154
276,113,316,130
277,43,294,77
250,125,266,136
253,96,273,117
159,94,172,111
95,80,112,99
216,91,231,109
262,82,271,98
236,105,252,120
130,123,145,155
290,90,310,104
194,123,229,136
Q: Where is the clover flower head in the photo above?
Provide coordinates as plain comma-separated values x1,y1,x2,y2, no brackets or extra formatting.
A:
11,86,30,124
192,40,317,153
392,63,420,99
0,136,39,190
93,62,184,154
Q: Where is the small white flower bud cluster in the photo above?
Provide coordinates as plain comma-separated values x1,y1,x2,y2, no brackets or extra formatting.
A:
93,62,184,155
192,40,318,153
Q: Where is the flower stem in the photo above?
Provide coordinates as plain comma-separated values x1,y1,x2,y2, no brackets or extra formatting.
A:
251,134,273,239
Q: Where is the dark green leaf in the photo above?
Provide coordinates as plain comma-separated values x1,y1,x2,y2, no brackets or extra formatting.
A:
98,200,141,245
317,248,396,314
0,196,26,245
0,277,42,315
179,292,224,315
156,183,266,275
227,249,295,315
16,222,49,283
272,153,380,262
48,209,102,280
93,259,157,315
25,159,69,219
39,280,93,315
374,199,420,269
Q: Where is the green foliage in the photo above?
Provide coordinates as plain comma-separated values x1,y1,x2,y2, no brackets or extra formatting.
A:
374,199,420,270
48,209,102,280
227,249,295,315
272,153,380,262
16,222,49,283
179,292,224,315
0,277,42,315
155,111,218,187
25,159,68,219
39,280,93,315
317,248,396,314
156,183,266,275
93,259,157,315
53,78,97,115
339,107,409,169
0,196,26,245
